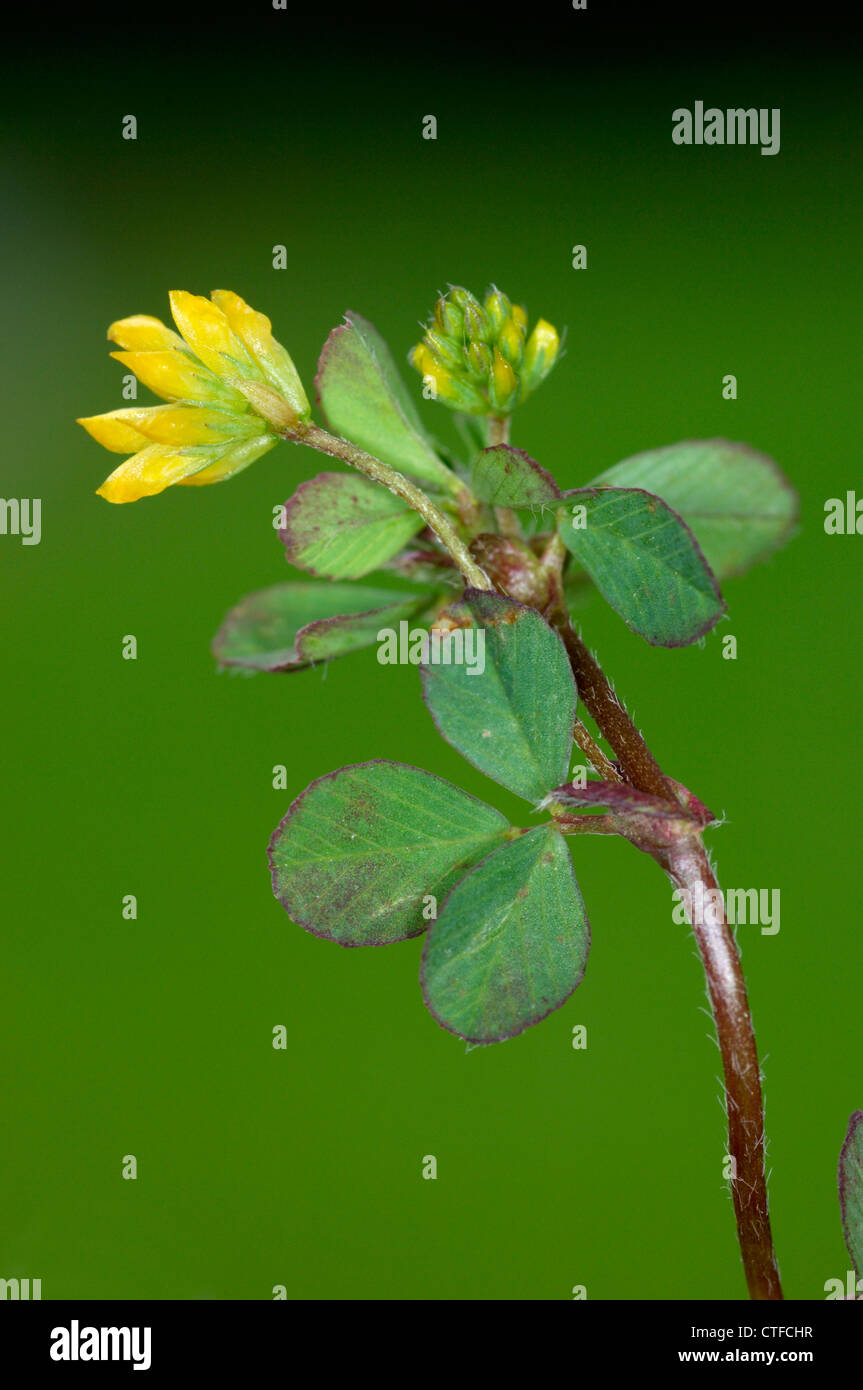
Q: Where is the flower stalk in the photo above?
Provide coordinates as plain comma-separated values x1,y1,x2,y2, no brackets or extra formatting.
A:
293,424,493,593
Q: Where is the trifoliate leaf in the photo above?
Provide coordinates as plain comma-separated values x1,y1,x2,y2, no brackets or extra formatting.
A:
269,761,511,945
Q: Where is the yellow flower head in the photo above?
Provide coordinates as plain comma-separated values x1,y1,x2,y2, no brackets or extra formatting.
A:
78,290,310,502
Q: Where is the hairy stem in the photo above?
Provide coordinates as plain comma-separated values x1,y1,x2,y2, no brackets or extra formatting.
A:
543,567,781,1297
664,837,782,1301
296,425,492,592
552,611,671,800
572,719,621,783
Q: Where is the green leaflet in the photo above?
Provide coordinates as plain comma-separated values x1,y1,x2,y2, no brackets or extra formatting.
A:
420,590,576,803
212,582,432,672
559,487,724,646
422,824,590,1043
591,439,797,580
840,1110,863,1279
268,761,511,945
469,445,561,508
316,312,454,490
280,472,424,580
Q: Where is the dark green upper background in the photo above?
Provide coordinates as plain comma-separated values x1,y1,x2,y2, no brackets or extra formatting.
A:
2,4,860,1299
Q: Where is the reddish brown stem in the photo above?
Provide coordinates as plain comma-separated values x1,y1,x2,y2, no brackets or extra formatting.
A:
543,577,782,1297
552,612,671,800
663,836,783,1300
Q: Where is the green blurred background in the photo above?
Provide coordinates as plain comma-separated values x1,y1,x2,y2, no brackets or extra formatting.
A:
2,4,861,1300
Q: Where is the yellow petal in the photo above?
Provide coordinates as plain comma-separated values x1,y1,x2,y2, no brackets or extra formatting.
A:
77,411,152,454
410,347,461,406
498,318,524,366
210,289,274,354
527,318,560,357
420,357,455,399
132,404,249,444
178,434,277,485
138,404,247,444
169,291,262,384
109,350,246,405
107,314,186,352
491,347,518,411
522,318,560,392
79,404,246,452
210,289,310,417
96,444,219,503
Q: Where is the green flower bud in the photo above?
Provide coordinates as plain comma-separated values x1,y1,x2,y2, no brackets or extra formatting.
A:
489,348,519,412
408,344,485,411
408,285,561,416
521,318,561,395
424,327,466,371
463,299,492,344
466,340,494,382
448,286,482,315
484,288,512,335
434,296,464,339
497,317,525,368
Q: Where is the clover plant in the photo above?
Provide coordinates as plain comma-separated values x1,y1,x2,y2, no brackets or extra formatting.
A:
79,283,863,1300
